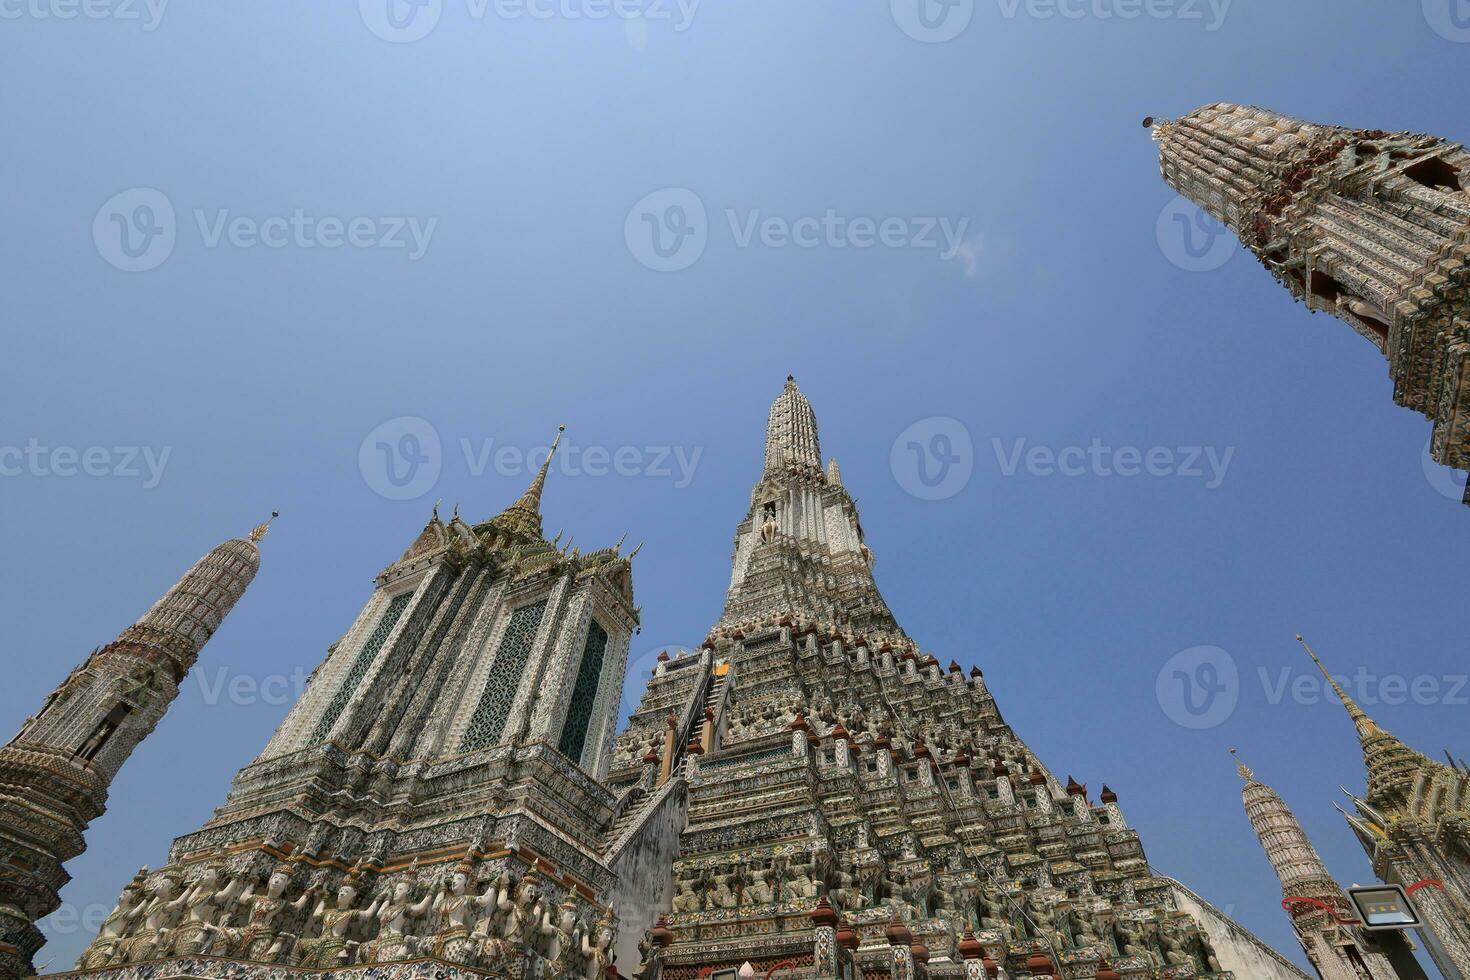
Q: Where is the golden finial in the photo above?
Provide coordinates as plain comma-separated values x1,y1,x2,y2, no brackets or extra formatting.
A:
1143,115,1173,142
249,512,279,543
1229,747,1253,782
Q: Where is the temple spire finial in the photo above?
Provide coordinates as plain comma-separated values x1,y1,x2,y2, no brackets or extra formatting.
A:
1229,747,1253,782
1296,633,1377,733
249,511,279,543
485,425,566,541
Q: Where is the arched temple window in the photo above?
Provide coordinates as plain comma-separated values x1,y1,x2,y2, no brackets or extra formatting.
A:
77,702,133,761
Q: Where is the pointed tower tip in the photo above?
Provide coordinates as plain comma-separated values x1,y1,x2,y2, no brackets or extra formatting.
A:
249,512,279,543
1229,747,1253,782
485,424,567,541
1296,633,1373,729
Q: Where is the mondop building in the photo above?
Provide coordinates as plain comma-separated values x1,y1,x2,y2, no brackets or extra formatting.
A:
6,381,1337,980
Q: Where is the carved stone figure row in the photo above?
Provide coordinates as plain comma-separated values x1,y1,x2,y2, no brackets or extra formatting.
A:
670,851,832,916
78,858,615,979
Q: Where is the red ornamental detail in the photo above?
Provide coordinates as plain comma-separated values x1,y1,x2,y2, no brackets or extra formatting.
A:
1406,879,1446,895
1282,895,1359,925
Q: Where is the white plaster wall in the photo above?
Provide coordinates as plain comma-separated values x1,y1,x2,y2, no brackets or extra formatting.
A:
1165,878,1312,980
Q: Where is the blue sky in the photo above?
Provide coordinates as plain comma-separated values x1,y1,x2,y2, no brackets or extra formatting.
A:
3,0,1468,970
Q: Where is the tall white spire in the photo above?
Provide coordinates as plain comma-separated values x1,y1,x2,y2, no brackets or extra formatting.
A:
1231,751,1398,980
763,375,822,477
0,525,265,980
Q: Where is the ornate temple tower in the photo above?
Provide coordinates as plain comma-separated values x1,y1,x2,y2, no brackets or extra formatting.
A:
1232,753,1396,979
1298,637,1470,978
63,433,642,980
721,376,896,635
1149,103,1470,504
0,519,270,980
609,378,1302,980
37,396,1311,980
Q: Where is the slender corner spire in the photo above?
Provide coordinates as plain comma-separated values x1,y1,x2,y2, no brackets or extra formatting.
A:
1296,635,1433,815
518,424,565,511
486,425,565,541
1296,634,1378,735
249,511,279,544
